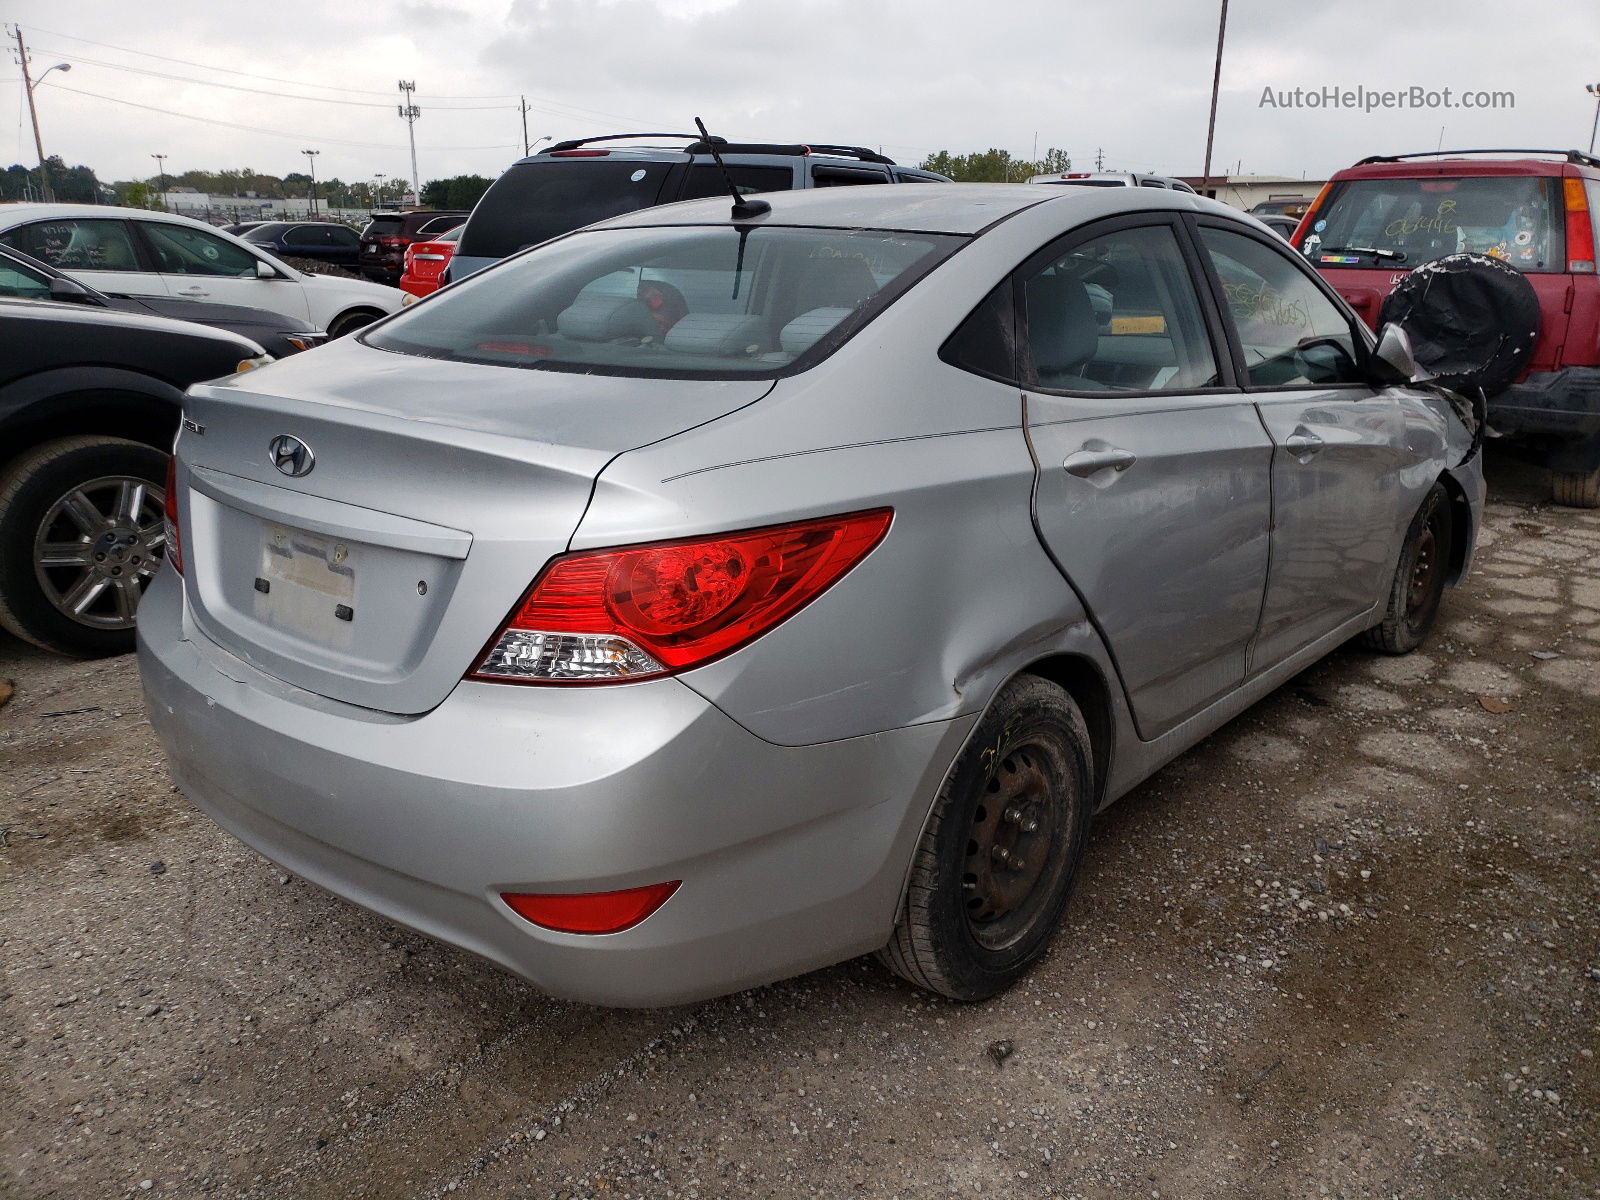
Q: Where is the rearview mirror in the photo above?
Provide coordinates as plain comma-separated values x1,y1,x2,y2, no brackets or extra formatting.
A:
48,276,93,304
1371,323,1431,386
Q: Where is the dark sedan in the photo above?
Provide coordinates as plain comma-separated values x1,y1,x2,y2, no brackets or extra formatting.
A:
0,292,265,657
0,243,325,357
242,221,363,269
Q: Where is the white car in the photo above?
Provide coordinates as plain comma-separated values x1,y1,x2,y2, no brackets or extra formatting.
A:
0,204,403,337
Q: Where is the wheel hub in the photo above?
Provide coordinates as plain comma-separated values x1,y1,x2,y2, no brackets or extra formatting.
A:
963,745,1056,941
1406,525,1438,616
33,476,166,631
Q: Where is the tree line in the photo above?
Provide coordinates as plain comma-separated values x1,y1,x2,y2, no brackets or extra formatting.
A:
917,147,1072,182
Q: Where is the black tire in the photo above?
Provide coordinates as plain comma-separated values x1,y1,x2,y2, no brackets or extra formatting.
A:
1362,481,1452,655
1552,467,1600,509
327,308,384,338
877,676,1093,1001
0,436,169,657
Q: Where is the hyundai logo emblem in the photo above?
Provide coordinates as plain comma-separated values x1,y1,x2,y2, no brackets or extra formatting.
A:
269,434,315,478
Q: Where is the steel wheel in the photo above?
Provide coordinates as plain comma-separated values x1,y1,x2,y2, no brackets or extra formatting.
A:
33,474,166,631
962,740,1062,951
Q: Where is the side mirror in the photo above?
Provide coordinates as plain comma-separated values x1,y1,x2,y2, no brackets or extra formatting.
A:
1370,323,1431,386
254,260,281,280
48,276,94,304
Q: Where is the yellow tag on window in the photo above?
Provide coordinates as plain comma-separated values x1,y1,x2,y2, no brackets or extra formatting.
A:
1110,315,1167,335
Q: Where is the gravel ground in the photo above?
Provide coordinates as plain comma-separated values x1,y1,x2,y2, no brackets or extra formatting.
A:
1,457,1596,1200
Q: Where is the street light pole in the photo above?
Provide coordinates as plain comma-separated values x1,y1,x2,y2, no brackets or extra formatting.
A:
14,27,71,203
1588,84,1600,157
302,149,320,219
374,173,386,210
150,154,168,211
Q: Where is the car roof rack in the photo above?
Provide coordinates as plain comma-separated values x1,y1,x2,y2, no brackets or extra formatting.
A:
1356,148,1600,170
541,133,895,165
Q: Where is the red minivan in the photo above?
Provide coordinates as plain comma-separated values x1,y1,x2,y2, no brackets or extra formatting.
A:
1293,150,1600,506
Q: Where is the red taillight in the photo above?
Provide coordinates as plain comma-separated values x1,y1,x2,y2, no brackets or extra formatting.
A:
1564,177,1595,274
471,509,893,684
501,882,680,934
377,234,409,249
163,454,182,576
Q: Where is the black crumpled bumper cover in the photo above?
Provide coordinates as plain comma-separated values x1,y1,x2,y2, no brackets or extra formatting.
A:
1491,368,1600,441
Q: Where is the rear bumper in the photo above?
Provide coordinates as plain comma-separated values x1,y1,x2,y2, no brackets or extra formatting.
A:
1491,367,1600,447
136,569,970,1007
397,276,437,299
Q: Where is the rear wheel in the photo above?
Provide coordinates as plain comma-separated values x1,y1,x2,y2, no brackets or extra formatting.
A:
327,308,384,338
877,676,1093,1001
1552,467,1600,509
0,436,168,657
1362,481,1452,655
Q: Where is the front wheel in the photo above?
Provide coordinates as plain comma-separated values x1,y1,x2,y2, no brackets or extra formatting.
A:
877,676,1093,1001
1362,481,1452,655
0,436,169,657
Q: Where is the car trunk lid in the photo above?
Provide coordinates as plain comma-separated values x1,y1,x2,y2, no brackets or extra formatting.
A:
175,338,773,714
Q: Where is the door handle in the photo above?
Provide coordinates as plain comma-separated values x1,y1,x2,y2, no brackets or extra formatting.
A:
1285,431,1325,456
177,287,210,298
1063,446,1138,477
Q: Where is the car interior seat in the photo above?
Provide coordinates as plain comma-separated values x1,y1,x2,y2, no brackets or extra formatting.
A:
1025,271,1103,388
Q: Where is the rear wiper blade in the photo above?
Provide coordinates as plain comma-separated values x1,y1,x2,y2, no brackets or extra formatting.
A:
1320,245,1407,263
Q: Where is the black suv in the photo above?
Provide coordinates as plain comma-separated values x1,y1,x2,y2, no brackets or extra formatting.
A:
358,210,470,283
447,134,949,282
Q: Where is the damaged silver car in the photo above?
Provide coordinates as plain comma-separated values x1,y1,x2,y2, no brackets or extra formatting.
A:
138,185,1486,1006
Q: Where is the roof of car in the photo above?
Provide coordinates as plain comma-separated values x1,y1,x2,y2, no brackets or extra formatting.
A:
587,182,1231,236
1332,149,1600,180
0,202,225,228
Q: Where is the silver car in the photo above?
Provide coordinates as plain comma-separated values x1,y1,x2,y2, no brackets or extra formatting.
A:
138,184,1485,1007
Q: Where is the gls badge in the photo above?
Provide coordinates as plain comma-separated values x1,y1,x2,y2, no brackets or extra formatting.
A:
269,434,315,478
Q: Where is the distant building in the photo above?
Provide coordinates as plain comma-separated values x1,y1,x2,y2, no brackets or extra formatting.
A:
1175,174,1328,213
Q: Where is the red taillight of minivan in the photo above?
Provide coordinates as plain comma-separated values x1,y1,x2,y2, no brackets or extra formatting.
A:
1564,177,1595,274
470,509,893,684
163,455,183,576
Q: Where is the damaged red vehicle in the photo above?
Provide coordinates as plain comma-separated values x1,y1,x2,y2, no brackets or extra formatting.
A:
1294,149,1600,507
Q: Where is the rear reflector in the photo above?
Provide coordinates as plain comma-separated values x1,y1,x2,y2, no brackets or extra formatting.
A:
1564,177,1595,273
471,509,892,684
163,454,182,576
501,882,680,934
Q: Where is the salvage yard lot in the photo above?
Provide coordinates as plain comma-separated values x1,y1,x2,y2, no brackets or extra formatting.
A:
1,459,1596,1200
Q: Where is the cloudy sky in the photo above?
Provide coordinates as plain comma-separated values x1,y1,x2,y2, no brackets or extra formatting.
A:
3,0,1598,190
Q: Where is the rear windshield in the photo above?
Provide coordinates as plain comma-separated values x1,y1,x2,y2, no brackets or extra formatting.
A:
456,160,678,260
1303,176,1563,271
365,224,962,378
364,216,406,238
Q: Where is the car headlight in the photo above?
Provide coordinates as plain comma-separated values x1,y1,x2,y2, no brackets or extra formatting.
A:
234,352,275,372
401,292,418,307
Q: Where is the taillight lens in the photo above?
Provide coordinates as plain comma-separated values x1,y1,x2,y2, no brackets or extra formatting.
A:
471,509,892,684
1564,177,1595,273
501,882,680,934
163,455,183,576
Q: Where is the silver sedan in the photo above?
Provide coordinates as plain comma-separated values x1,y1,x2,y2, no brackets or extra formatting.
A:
138,184,1484,1006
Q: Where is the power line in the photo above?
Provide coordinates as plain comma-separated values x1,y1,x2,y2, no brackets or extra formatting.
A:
28,46,516,110
49,83,519,153
19,23,519,100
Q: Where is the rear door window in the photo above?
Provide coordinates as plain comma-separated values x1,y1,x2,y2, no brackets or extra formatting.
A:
457,160,678,260
811,164,892,187
0,219,143,273
1305,176,1563,272
678,164,794,201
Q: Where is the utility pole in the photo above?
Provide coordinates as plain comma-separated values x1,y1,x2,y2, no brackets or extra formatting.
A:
1200,0,1230,198
14,26,67,203
151,154,169,211
520,95,531,156
1588,84,1600,156
1095,147,1105,171
398,81,421,205
301,149,320,218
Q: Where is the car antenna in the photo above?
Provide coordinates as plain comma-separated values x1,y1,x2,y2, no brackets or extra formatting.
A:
694,117,770,220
